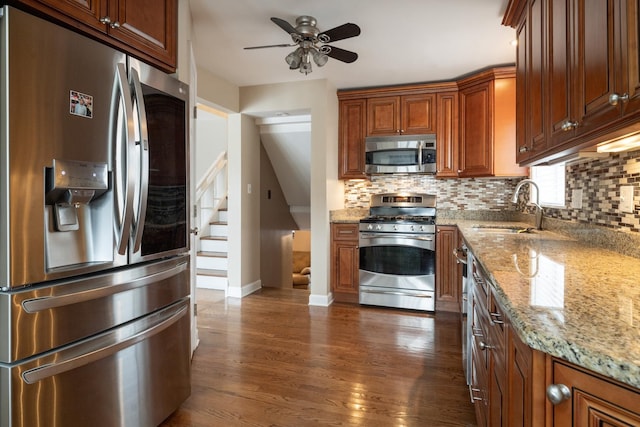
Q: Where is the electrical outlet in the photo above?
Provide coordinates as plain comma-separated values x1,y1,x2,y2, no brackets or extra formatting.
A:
571,189,583,209
247,183,252,194
620,185,635,213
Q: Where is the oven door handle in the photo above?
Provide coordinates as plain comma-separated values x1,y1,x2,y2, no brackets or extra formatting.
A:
359,233,434,241
359,233,435,250
360,289,433,298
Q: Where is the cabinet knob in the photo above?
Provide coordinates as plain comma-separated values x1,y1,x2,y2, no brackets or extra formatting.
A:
518,146,530,153
99,16,120,29
561,121,578,132
609,93,629,106
546,384,571,405
478,341,494,351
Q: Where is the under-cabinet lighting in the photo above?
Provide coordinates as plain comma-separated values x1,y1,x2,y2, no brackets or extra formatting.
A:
597,132,640,153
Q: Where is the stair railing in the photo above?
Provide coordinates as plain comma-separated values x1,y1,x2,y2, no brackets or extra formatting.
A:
195,151,228,246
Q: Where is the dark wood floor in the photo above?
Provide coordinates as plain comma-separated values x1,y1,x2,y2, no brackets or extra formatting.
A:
161,288,477,427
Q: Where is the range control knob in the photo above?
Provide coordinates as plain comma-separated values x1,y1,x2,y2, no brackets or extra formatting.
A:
393,225,398,231
376,224,382,231
410,225,415,231
367,224,373,230
420,225,425,231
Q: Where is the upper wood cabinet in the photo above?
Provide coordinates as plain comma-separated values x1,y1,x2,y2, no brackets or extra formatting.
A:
338,99,367,180
504,0,640,165
367,93,436,136
13,0,177,72
458,67,528,177
435,91,460,177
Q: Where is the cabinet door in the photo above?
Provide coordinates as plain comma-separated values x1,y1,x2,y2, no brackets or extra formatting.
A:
331,224,359,303
401,93,436,134
16,0,107,31
623,0,640,114
526,0,548,155
573,0,626,135
338,99,367,179
367,96,401,136
108,0,177,69
459,81,493,177
436,91,459,177
435,226,460,312
515,15,530,164
550,359,640,426
547,0,575,148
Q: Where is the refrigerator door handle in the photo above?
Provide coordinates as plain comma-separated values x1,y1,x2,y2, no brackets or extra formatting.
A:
21,261,187,312
21,302,188,384
114,62,136,255
130,67,149,253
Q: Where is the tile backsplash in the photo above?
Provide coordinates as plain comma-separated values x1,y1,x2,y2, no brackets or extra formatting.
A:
344,150,640,233
344,175,522,210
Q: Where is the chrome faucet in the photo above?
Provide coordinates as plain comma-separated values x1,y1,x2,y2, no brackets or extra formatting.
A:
512,179,544,230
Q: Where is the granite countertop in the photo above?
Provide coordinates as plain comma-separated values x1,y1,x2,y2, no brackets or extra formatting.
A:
456,220,640,389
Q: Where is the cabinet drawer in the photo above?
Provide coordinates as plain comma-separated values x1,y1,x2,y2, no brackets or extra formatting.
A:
332,223,359,241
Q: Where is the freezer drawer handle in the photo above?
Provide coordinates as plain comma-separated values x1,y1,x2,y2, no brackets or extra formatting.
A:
22,261,187,312
21,303,188,384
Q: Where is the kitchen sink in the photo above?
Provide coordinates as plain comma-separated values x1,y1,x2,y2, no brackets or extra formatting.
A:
471,224,536,234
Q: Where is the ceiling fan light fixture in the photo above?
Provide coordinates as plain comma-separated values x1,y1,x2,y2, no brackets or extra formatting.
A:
285,47,303,69
299,56,313,75
311,48,328,67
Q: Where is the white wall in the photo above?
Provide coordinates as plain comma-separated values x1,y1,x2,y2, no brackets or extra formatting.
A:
240,79,343,306
194,110,227,185
227,114,262,297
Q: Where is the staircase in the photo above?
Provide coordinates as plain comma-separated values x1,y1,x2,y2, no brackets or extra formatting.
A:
196,208,228,290
195,151,228,291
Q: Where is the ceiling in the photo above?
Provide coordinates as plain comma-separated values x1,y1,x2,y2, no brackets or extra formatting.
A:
189,0,517,90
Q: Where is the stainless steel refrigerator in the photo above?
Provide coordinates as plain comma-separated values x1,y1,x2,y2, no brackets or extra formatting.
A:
0,6,191,427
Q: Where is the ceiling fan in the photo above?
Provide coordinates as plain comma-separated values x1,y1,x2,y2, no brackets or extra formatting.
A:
244,16,361,75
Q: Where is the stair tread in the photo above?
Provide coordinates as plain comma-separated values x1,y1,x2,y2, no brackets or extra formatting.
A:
197,268,227,277
200,235,228,241
197,251,228,258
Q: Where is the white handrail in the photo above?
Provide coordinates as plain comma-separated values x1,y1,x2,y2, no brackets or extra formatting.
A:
196,151,227,201
195,151,228,238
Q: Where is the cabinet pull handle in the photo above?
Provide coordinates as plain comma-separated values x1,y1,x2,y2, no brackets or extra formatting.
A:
478,341,494,351
489,312,504,324
469,386,483,402
546,384,571,405
561,121,578,132
609,93,629,106
472,328,483,337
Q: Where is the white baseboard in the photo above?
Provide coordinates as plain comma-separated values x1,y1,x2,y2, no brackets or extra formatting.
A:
308,292,333,307
227,279,261,298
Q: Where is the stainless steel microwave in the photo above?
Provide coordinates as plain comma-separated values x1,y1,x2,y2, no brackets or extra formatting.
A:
365,134,437,174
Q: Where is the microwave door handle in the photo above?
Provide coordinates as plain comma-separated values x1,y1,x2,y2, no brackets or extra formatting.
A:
418,141,423,172
129,68,149,253
114,63,136,255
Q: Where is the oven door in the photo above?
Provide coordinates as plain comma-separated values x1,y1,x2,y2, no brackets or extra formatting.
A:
358,232,436,310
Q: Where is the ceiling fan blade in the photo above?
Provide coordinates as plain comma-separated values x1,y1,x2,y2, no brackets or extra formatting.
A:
244,44,295,50
271,17,297,35
319,23,361,42
325,45,358,63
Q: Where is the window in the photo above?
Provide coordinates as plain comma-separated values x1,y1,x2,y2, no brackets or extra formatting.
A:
530,164,566,208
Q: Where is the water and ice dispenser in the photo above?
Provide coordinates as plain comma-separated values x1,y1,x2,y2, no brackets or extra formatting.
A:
45,159,109,231
44,159,115,271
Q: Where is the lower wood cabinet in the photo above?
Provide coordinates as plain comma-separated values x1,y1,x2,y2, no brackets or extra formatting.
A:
330,223,359,303
548,358,640,426
435,226,462,312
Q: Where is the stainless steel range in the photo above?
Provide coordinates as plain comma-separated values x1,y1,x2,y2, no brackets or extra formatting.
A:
359,193,437,311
